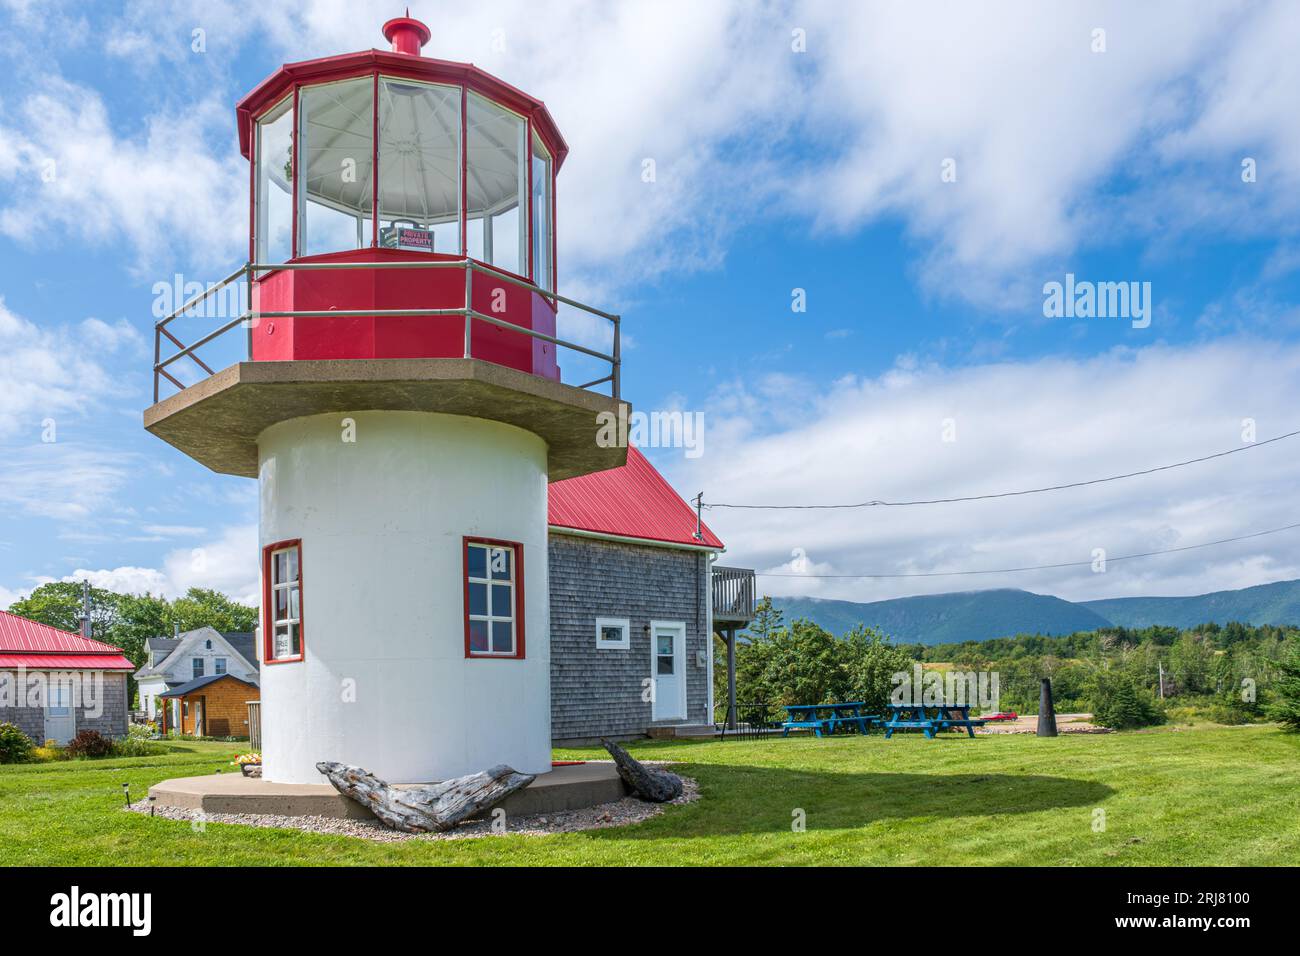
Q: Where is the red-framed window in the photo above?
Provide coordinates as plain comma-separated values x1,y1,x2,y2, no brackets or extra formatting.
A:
463,537,525,659
263,539,304,664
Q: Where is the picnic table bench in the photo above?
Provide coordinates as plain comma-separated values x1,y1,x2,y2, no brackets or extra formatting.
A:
782,702,880,737
883,703,986,739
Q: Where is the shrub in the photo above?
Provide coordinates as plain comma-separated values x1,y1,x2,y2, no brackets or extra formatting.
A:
109,737,165,757
65,730,113,758
1267,638,1300,732
128,722,156,740
0,723,34,764
1091,673,1165,729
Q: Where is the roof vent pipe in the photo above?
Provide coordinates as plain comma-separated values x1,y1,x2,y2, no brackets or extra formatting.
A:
382,10,431,56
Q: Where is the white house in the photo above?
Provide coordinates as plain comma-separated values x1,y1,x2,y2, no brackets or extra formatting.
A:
134,627,258,721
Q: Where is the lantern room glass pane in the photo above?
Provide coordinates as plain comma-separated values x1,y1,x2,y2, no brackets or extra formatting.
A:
378,78,461,254
531,134,552,291
255,96,294,264
298,77,375,257
466,92,526,275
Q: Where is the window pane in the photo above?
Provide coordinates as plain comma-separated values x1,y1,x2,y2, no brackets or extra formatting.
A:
656,634,673,656
600,625,622,645
491,583,512,617
491,621,513,653
488,547,511,580
288,586,300,620
256,97,294,264
275,587,289,622
530,135,552,290
274,623,290,658
468,582,487,617
469,619,489,653
657,655,674,675
193,658,204,677
466,93,526,274
299,78,375,257
379,79,461,254
273,549,287,585
467,544,486,579
215,658,227,675
285,547,299,582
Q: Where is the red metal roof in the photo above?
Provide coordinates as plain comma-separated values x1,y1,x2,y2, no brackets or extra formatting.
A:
548,447,724,550
0,654,135,671
0,610,135,669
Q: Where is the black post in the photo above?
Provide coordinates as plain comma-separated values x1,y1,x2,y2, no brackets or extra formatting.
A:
1037,677,1058,737
726,627,737,730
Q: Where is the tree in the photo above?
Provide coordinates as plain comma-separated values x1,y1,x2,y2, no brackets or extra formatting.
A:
7,582,119,640
744,596,784,642
1091,671,1164,729
842,625,912,716
1267,638,1300,732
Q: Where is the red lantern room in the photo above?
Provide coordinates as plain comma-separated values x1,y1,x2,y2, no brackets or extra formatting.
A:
236,13,567,378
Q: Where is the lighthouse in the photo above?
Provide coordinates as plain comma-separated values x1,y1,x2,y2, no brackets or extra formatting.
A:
145,14,626,785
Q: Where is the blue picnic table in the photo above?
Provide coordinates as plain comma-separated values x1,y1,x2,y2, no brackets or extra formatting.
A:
883,702,986,739
782,702,880,737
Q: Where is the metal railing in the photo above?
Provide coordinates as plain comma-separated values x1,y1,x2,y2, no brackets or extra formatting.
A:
152,258,621,403
713,702,786,740
712,565,756,623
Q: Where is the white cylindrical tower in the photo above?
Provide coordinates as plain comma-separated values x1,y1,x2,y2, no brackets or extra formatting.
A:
258,411,551,784
143,16,627,790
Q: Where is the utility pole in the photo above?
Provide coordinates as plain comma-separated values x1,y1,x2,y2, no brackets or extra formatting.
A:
1158,662,1165,699
79,579,91,640
692,492,703,541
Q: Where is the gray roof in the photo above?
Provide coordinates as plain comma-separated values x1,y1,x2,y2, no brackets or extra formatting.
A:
222,632,258,672
159,672,258,698
147,637,180,656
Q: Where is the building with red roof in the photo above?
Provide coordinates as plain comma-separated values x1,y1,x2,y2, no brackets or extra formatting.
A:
545,447,752,743
0,610,133,744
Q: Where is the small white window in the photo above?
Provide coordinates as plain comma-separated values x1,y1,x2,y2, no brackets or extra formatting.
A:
596,617,630,650
192,658,205,679
214,657,227,675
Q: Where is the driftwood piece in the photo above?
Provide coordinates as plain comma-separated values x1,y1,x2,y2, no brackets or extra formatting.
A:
316,761,535,833
602,739,683,802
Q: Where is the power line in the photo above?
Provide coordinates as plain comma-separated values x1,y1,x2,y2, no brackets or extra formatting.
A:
706,428,1300,510
755,520,1300,579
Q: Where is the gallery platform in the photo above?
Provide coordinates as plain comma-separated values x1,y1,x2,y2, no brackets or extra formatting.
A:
149,762,627,820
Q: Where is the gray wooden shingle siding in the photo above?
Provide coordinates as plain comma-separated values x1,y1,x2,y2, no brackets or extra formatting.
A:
0,672,127,743
549,533,710,742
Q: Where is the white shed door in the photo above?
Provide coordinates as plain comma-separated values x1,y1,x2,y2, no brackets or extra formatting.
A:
650,622,686,722
44,682,76,745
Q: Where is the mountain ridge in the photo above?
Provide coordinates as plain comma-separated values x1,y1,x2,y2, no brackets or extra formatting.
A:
768,578,1300,645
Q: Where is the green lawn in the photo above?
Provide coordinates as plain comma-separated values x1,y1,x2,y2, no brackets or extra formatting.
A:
2,726,1298,866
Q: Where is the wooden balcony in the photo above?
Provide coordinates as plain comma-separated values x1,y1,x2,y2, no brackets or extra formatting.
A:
712,565,755,624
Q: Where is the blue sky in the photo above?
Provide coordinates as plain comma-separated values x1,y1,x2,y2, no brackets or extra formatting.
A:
1,0,1299,608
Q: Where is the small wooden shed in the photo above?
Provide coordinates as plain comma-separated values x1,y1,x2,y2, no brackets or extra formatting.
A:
158,674,260,738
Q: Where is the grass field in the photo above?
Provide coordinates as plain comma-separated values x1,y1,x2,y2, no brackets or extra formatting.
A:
2,725,1298,866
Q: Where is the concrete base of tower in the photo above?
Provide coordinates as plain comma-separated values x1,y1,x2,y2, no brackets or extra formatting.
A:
149,762,628,820
257,409,552,785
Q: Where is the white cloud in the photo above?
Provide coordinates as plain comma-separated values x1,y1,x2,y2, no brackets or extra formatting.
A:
0,298,136,440
61,524,259,606
666,338,1300,603
0,77,247,274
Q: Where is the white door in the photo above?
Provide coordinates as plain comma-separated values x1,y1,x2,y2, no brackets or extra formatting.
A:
43,682,76,744
650,621,686,722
